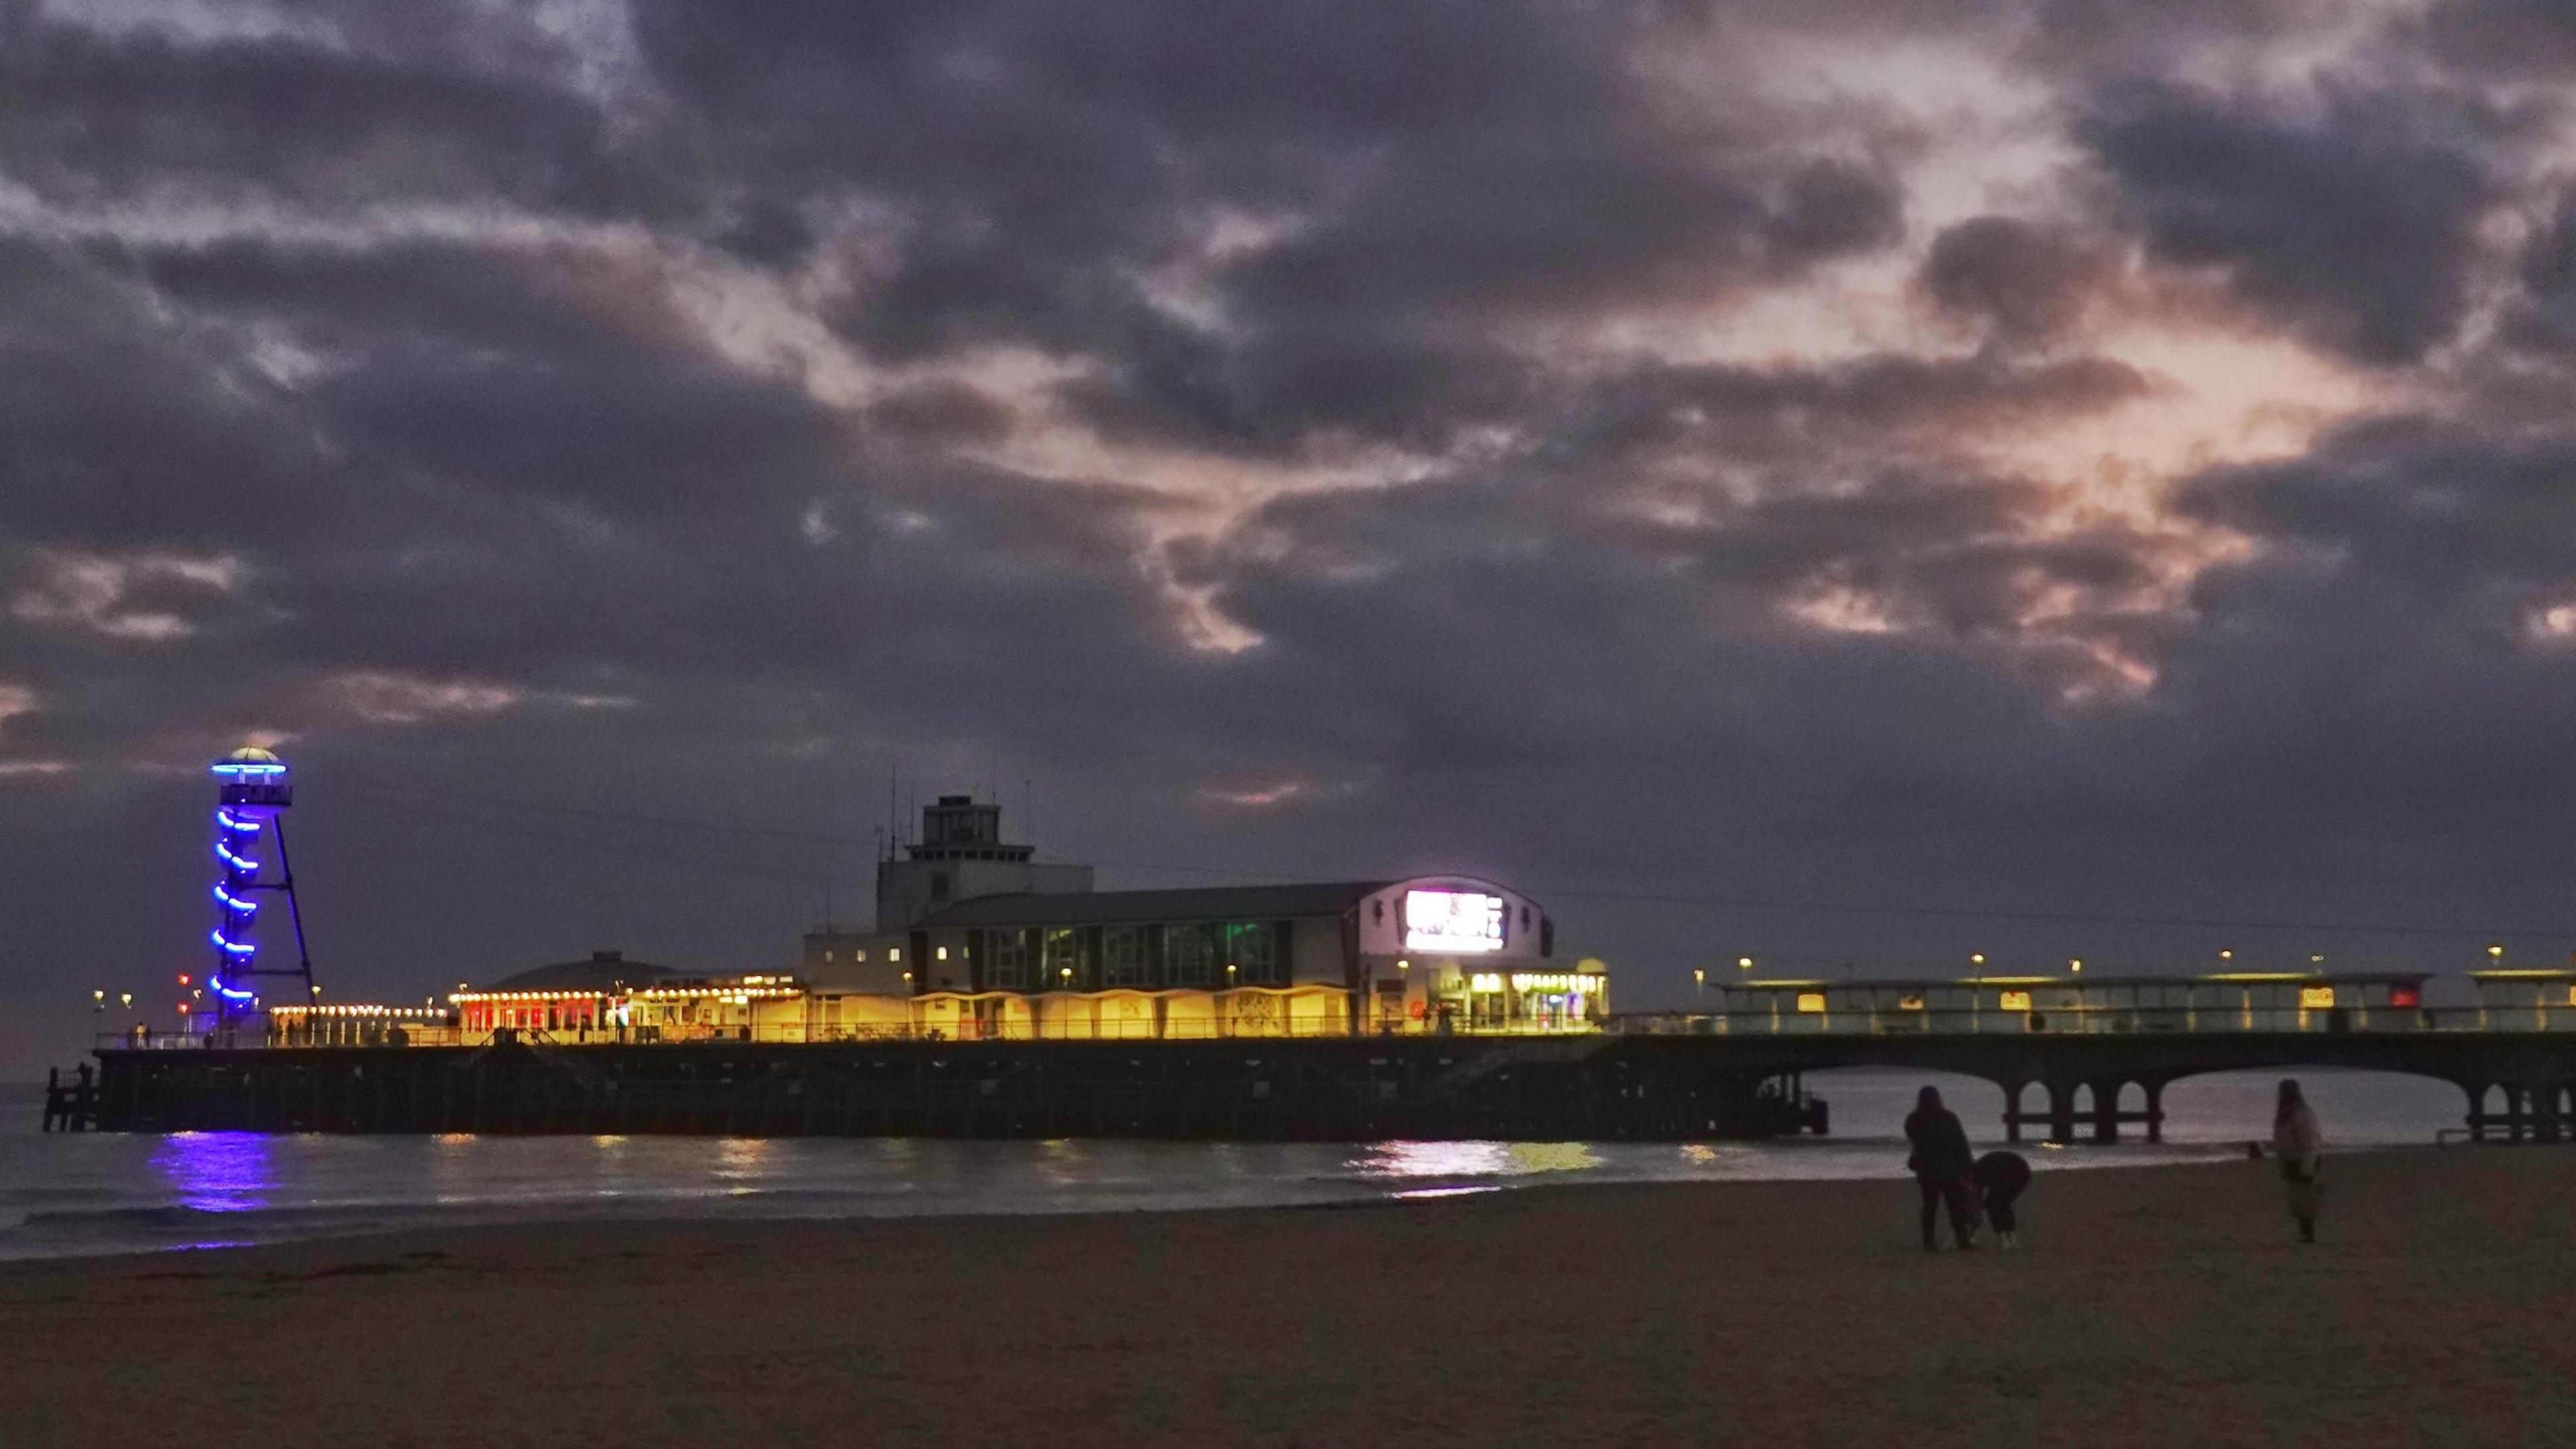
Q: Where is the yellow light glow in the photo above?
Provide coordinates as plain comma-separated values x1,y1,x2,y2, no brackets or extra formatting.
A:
1794,993,1827,1014
1999,990,2033,1012
2300,986,2335,1010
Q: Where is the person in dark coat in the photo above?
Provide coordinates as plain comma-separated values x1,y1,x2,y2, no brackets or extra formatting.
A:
1904,1085,1978,1251
1972,1149,2033,1248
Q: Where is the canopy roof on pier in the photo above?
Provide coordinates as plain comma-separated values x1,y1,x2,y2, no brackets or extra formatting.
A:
478,949,682,995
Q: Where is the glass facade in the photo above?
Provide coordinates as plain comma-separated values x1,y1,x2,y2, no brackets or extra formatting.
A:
1164,924,1216,985
1042,928,1087,987
985,929,1032,989
1104,927,1150,986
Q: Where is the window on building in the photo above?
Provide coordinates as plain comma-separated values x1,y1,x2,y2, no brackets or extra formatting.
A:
855,949,867,962
889,947,902,962
987,930,1031,989
1044,928,1085,986
1104,927,1148,987
1164,924,1215,986
1229,923,1281,985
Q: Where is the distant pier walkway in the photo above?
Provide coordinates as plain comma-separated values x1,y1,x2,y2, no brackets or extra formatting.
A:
1617,969,2576,1144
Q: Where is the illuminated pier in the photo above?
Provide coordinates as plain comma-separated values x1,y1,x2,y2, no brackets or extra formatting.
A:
43,786,2576,1144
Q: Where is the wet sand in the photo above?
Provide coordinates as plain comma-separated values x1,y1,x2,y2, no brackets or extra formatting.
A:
5,1147,2573,1448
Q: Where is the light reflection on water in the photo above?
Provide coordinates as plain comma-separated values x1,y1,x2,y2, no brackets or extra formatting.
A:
0,1067,2466,1262
152,1132,277,1214
1354,1141,1603,1179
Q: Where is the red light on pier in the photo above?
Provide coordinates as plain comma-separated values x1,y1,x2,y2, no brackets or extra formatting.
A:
2390,985,2422,1009
178,974,191,985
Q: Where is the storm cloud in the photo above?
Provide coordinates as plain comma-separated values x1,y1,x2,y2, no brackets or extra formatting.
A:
5,0,2576,1071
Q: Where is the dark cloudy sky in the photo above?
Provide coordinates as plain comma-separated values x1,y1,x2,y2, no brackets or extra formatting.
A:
8,0,2576,1072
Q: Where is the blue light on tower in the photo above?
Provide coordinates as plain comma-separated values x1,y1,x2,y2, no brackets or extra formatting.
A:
203,746,315,1028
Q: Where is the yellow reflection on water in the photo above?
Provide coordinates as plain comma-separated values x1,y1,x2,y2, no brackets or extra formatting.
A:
715,1137,771,1193
1503,1143,1601,1174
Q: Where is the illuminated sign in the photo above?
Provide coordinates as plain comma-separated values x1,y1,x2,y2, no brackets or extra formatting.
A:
1509,973,1602,991
2300,986,2335,1010
1404,890,1505,953
1794,993,1827,1014
1469,973,1504,992
1998,990,2033,1012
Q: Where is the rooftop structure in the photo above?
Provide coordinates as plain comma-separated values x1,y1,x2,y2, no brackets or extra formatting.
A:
872,794,1093,931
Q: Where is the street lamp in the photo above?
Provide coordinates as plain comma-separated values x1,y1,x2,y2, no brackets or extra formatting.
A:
2068,958,2084,975
1737,956,1754,972
2487,943,2505,963
1693,967,1705,991
2218,949,2233,963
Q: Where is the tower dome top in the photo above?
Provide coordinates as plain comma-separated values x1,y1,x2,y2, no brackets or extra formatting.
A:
211,747,288,777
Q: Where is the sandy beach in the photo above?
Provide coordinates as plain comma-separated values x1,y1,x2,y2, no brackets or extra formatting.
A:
5,1147,2573,1448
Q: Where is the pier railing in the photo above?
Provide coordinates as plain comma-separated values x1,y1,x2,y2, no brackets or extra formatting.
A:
1607,1005,2576,1036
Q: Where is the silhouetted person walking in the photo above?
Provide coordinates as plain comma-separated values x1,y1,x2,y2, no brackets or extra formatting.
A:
1904,1085,1978,1251
2274,1079,2324,1244
1972,1149,2032,1248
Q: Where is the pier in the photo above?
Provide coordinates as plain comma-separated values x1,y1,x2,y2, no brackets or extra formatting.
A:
1616,969,2576,1144
72,1032,1821,1140
40,1064,97,1133
54,969,2576,1144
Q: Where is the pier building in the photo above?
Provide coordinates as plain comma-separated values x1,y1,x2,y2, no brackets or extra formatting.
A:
796,794,1602,1040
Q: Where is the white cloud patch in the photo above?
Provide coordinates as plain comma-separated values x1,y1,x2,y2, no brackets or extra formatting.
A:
9,549,247,643
329,671,525,726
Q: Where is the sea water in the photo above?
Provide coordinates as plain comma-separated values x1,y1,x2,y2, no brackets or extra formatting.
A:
0,1067,2466,1260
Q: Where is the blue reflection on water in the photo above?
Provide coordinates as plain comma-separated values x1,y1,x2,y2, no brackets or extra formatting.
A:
152,1132,277,1213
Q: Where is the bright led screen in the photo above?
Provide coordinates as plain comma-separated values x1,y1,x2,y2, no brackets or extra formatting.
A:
1403,890,1505,953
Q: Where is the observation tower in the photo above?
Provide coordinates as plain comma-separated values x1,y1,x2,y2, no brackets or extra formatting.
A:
204,747,317,1030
